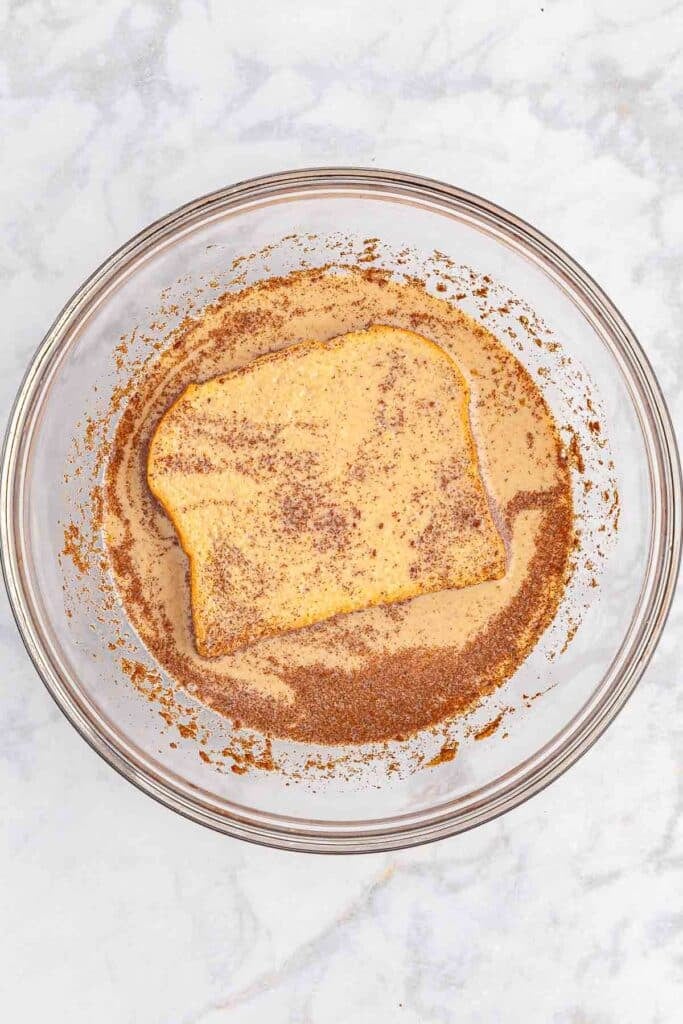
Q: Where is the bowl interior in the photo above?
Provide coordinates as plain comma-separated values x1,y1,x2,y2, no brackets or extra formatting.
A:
3,174,677,851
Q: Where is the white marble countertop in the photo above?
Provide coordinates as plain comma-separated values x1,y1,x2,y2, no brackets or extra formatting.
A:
1,2,681,1021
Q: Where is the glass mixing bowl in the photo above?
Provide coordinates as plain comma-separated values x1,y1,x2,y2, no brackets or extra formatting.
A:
1,169,680,852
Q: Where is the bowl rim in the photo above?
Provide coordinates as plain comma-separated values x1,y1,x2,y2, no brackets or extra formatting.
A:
1,166,681,853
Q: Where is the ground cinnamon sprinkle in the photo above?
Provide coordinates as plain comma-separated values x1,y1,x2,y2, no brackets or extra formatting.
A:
426,742,459,767
565,432,586,474
100,262,578,749
474,712,505,741
61,522,89,574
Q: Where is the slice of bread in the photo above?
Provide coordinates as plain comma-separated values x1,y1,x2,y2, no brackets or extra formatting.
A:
147,325,506,657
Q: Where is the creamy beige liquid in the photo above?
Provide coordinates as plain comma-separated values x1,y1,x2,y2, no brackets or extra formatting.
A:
104,267,573,744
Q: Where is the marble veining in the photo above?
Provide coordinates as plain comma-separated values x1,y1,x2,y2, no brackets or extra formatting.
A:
0,1,681,1021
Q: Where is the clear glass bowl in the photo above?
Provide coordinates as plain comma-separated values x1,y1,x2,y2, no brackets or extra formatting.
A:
1,169,680,853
